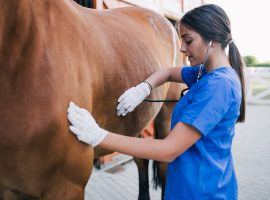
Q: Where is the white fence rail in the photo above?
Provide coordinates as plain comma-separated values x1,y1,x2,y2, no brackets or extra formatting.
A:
246,67,270,105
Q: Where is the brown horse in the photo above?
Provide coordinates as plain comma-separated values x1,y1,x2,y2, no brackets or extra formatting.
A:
0,0,180,199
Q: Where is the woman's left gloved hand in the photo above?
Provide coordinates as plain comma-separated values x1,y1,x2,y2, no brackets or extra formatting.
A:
67,101,108,147
117,81,151,116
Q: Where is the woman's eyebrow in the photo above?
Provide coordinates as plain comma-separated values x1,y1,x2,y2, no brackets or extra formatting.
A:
181,33,191,39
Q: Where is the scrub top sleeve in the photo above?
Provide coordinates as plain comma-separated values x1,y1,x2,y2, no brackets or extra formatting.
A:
179,78,232,137
181,66,199,88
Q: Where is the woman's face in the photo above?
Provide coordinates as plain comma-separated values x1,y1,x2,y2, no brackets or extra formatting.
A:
179,23,208,66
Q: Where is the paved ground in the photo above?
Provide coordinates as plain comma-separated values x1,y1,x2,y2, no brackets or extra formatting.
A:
85,104,270,200
85,159,161,200
233,104,270,200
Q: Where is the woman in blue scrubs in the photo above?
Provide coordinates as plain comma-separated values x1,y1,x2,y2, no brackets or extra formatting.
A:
67,4,245,199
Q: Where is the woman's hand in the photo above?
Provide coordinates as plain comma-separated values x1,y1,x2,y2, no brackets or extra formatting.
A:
67,101,108,147
117,82,151,116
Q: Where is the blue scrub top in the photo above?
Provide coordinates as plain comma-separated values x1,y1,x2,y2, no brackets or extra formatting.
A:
165,66,241,200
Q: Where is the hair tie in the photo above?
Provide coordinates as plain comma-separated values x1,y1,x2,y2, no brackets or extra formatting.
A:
228,39,234,45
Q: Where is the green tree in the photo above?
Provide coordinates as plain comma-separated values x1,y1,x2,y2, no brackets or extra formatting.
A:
255,62,270,67
243,55,258,66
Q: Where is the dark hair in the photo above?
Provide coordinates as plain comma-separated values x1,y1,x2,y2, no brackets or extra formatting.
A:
179,4,245,123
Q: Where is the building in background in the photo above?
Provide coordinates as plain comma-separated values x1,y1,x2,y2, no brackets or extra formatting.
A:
74,0,205,21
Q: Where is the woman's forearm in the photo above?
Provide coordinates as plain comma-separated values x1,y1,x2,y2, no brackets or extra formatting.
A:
144,67,183,89
144,68,171,89
99,132,173,162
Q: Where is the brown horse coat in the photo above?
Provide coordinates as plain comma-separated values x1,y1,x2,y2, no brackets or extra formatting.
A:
0,0,180,199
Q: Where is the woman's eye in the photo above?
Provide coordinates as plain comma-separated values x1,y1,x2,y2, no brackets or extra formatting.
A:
186,40,192,45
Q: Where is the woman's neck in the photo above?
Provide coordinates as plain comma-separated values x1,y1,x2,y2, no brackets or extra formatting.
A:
205,48,231,72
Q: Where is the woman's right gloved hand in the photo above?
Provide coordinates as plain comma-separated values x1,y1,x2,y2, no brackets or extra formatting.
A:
117,81,152,116
67,101,108,147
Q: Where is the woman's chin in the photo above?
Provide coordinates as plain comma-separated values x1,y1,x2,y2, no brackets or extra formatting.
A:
186,58,200,67
190,62,199,67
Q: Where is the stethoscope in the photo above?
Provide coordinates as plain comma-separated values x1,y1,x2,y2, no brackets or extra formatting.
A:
143,41,212,103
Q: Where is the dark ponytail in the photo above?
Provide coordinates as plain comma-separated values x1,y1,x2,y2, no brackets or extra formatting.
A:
228,42,246,122
180,4,246,123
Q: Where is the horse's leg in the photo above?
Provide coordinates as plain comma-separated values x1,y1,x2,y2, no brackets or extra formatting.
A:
134,159,166,200
93,158,102,169
153,97,179,200
134,157,150,200
134,122,156,200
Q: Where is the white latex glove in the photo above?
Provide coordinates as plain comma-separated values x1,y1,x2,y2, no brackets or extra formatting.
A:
117,81,151,116
67,101,108,147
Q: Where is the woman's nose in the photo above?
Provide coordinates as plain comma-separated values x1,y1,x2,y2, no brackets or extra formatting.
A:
180,44,186,53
